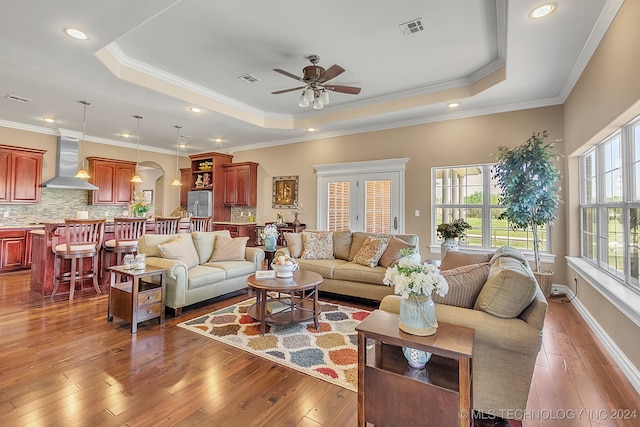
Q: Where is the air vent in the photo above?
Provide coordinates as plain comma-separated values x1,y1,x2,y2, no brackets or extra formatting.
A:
399,18,424,36
5,94,32,103
237,74,259,83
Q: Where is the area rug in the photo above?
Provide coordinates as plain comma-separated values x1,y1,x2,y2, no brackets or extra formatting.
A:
177,297,371,392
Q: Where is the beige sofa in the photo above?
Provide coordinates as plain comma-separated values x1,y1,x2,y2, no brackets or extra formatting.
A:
275,230,420,301
379,248,548,420
138,231,265,316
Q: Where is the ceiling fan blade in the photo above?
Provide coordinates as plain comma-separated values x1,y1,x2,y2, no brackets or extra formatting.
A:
320,65,345,82
271,86,306,95
273,69,303,82
325,85,361,95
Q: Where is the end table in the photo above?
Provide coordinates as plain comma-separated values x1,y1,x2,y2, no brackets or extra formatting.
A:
108,265,166,334
356,309,474,427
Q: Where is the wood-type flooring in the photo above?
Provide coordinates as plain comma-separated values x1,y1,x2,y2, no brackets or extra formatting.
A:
0,271,638,426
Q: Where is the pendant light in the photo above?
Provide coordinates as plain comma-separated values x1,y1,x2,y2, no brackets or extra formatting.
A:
74,100,91,179
170,125,182,186
130,115,143,183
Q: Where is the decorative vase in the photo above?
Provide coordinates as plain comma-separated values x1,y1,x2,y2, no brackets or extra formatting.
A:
293,213,301,227
264,236,277,251
440,238,458,257
399,293,437,369
399,294,438,336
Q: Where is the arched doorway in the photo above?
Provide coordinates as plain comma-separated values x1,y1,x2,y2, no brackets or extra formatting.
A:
137,161,165,217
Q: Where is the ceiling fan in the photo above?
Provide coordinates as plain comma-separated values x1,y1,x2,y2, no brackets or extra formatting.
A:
271,55,361,109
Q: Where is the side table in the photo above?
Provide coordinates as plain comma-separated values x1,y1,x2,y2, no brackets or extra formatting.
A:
108,265,166,334
356,309,474,427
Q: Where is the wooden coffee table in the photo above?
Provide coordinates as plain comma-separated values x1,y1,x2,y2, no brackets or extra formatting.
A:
246,270,323,334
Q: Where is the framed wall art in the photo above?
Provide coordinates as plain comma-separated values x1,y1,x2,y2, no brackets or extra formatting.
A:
272,175,298,208
142,189,153,204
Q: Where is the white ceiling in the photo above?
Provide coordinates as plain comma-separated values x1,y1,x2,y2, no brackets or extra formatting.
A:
0,0,620,155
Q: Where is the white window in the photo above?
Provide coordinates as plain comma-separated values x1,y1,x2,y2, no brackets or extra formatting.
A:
315,159,407,233
432,164,550,253
579,116,640,289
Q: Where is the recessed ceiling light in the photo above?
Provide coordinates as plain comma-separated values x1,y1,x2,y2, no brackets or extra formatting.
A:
121,133,132,138
189,107,202,113
178,144,187,149
43,117,56,123
529,3,556,19
448,102,460,109
64,27,89,40
306,127,317,132
214,138,223,143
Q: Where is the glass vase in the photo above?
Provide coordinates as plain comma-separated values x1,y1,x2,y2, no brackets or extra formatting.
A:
399,293,437,369
264,236,276,251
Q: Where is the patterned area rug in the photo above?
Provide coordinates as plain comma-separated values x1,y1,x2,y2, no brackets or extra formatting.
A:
177,297,370,392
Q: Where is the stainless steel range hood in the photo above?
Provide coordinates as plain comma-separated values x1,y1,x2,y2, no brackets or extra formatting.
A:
42,135,99,190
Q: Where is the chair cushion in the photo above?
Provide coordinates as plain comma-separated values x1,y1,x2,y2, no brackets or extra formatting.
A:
301,231,334,260
379,236,416,268
474,257,537,318
104,239,138,249
187,265,227,289
203,260,255,279
353,236,388,267
209,236,249,261
440,251,493,270
54,243,96,253
333,262,387,285
157,235,200,269
432,263,491,308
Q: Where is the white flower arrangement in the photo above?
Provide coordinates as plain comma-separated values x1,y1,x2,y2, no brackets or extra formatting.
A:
263,223,279,239
383,258,449,299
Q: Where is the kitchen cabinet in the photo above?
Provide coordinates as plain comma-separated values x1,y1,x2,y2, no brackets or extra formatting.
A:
0,144,46,204
223,162,258,206
179,167,190,206
87,157,136,205
189,152,233,221
0,228,41,272
212,223,256,246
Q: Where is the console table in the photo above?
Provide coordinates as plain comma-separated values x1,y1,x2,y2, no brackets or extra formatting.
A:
356,309,474,427
255,222,306,246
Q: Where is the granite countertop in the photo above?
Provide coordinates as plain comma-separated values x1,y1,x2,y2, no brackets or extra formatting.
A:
212,221,257,225
0,223,46,229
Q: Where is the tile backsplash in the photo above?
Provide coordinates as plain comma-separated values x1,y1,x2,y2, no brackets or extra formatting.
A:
0,189,124,225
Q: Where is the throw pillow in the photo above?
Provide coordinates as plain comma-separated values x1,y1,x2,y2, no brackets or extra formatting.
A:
333,230,353,260
489,246,528,265
432,263,491,308
283,232,303,258
440,251,493,270
157,235,200,269
348,232,371,261
379,236,416,268
353,236,389,267
301,231,335,260
209,236,249,261
474,256,537,318
137,233,180,257
191,230,232,264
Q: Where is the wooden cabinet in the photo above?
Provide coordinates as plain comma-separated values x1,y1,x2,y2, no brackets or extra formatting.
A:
212,223,256,246
0,144,46,204
179,168,190,206
87,157,136,205
0,228,40,272
223,162,258,206
189,152,233,221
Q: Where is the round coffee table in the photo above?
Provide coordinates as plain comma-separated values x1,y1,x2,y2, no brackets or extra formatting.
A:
246,270,323,334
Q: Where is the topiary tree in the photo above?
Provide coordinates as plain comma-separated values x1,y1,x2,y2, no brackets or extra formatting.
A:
492,130,561,273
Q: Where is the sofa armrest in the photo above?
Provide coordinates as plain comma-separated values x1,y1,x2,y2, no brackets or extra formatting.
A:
244,247,265,270
144,256,188,280
379,295,543,355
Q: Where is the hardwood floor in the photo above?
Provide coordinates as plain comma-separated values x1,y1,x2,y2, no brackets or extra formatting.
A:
0,271,638,426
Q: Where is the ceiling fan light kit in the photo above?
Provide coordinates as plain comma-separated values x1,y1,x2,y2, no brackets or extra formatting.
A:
272,55,361,109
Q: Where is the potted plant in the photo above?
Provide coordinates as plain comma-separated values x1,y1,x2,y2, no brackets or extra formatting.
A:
492,130,561,297
437,218,472,256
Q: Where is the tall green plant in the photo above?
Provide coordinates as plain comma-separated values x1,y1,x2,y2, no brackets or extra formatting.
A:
492,130,561,272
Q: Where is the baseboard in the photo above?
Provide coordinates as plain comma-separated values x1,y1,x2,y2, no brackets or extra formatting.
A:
553,284,640,395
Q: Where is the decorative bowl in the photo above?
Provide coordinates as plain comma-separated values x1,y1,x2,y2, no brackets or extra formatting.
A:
271,262,299,278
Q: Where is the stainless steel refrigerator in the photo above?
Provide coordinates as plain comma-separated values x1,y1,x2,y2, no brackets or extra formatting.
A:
187,191,212,217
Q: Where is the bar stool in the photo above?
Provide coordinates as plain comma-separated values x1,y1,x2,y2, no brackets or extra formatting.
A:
51,219,106,301
155,216,181,234
102,217,146,283
189,216,212,232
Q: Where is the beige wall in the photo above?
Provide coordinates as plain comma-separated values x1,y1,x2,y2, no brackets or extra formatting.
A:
0,127,189,216
562,0,640,374
232,105,567,285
